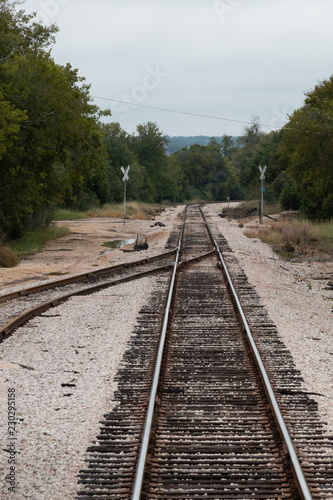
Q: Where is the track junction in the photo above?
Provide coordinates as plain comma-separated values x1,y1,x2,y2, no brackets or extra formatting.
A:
74,204,333,499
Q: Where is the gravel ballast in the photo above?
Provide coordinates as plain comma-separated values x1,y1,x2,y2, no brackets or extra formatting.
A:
0,203,332,498
207,203,333,434
0,277,157,499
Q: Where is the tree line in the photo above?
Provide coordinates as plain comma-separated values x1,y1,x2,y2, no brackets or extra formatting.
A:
1,0,332,241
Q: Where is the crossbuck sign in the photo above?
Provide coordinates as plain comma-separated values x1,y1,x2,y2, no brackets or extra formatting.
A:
258,164,267,181
121,165,130,182
121,166,130,225
258,165,267,224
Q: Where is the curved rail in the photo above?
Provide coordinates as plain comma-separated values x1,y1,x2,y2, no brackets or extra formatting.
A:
0,263,173,341
0,247,178,303
1,231,214,341
199,206,312,500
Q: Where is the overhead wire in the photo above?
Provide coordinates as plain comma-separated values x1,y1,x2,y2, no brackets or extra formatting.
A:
91,95,333,136
91,95,282,130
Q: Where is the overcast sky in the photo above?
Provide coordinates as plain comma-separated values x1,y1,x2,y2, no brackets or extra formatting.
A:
21,0,333,137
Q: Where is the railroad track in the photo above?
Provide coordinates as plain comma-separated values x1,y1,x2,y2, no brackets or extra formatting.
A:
77,204,333,499
0,244,182,341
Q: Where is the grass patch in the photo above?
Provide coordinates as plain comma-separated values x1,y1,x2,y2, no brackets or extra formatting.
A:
14,225,71,257
54,209,90,220
247,218,333,259
86,202,162,220
0,245,20,268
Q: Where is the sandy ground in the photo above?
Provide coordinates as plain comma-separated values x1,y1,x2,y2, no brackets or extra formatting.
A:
0,206,183,293
0,203,332,499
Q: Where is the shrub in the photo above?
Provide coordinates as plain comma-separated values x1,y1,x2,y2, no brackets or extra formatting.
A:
0,245,19,267
280,184,302,211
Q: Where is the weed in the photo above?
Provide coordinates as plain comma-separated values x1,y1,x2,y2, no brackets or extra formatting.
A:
245,217,333,259
244,230,258,239
0,245,19,267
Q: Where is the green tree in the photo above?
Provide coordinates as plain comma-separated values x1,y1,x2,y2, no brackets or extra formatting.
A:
173,142,240,201
221,134,233,157
277,76,333,218
0,1,109,236
0,91,26,160
158,155,185,202
0,0,58,60
229,116,266,195
102,122,146,202
129,122,171,202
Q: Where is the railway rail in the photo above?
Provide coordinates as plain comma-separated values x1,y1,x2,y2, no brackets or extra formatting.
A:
0,246,182,340
77,204,333,499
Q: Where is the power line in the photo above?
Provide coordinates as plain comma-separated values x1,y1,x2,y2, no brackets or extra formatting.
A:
91,95,280,130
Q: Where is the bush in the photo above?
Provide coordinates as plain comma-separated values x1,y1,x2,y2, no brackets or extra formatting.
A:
25,206,56,231
0,245,19,267
280,183,302,211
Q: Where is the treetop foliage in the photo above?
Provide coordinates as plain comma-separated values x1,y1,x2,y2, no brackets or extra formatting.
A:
0,0,332,243
276,77,333,218
0,0,108,237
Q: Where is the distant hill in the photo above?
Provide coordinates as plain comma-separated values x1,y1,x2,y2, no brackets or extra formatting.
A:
166,135,237,154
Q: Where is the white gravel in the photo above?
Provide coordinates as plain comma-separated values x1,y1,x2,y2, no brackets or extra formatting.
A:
207,203,333,434
0,277,157,499
0,203,332,498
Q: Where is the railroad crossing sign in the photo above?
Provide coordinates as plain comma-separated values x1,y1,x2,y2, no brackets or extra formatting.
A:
121,166,130,225
121,165,130,182
258,165,267,224
258,164,267,181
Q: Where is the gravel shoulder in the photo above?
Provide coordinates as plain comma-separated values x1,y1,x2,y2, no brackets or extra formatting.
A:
207,203,333,434
0,203,332,498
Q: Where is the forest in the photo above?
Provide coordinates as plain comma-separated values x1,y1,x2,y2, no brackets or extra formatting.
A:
1,0,333,242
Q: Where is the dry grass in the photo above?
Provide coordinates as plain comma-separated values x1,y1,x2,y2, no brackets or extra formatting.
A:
0,245,19,268
86,202,161,220
247,219,333,259
223,200,282,220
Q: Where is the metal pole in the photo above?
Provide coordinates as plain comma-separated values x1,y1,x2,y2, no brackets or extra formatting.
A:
261,178,264,224
123,178,126,226
258,165,266,225
121,165,130,226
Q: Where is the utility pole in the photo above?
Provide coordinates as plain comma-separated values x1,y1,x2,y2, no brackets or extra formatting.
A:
121,166,130,226
258,165,267,224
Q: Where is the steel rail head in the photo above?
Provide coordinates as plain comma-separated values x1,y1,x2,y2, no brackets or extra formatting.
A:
0,263,178,342
198,206,313,500
0,246,179,304
131,206,187,500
